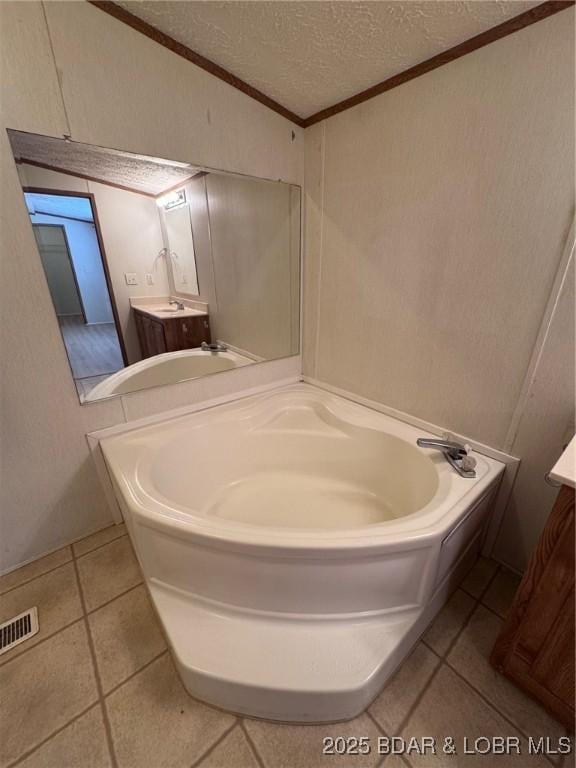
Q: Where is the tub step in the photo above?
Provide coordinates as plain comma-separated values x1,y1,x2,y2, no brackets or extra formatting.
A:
149,580,420,722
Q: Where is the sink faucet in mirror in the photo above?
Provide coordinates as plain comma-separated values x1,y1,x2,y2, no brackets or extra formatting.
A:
201,342,228,353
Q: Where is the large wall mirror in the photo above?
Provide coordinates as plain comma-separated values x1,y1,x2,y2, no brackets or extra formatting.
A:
8,130,301,403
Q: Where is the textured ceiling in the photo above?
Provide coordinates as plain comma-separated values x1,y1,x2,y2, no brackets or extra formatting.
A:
116,1,540,118
8,131,200,196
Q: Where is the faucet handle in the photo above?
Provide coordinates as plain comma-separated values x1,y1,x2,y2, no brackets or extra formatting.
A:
461,454,477,472
442,432,471,455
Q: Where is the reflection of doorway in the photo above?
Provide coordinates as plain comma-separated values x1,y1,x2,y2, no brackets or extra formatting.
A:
25,190,127,397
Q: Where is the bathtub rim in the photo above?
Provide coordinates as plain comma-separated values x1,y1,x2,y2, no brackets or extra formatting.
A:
83,346,254,401
101,383,506,556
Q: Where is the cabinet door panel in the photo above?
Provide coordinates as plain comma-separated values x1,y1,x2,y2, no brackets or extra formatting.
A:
490,486,575,729
169,317,211,350
149,319,167,355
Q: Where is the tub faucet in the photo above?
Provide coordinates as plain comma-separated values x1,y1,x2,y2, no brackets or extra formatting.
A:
201,341,228,353
169,300,185,310
416,436,477,478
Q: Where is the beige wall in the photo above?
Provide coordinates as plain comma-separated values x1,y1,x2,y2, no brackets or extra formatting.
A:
0,1,303,573
303,10,575,571
18,163,171,363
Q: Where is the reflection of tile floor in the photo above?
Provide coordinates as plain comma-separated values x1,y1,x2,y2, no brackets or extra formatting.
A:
0,526,570,768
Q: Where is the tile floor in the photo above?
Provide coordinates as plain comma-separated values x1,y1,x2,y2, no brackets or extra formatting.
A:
0,526,571,768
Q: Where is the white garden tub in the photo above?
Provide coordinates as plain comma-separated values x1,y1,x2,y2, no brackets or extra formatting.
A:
84,347,252,400
101,383,505,722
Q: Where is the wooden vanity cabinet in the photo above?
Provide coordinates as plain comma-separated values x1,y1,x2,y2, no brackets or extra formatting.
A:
490,485,575,729
134,308,211,359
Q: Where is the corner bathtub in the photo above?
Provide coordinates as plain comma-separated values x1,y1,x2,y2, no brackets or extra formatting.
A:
101,383,505,722
84,347,252,400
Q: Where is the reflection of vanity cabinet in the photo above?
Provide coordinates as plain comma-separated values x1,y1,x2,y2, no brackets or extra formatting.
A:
134,308,211,359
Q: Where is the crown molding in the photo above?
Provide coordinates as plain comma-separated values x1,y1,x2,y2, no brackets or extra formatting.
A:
89,1,574,130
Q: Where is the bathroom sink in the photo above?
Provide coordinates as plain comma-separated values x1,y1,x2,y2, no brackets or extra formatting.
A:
131,303,208,320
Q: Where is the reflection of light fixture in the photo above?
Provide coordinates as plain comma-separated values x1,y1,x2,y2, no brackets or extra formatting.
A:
157,189,186,210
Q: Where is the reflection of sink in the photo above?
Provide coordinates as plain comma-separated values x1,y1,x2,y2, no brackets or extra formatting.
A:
132,302,207,320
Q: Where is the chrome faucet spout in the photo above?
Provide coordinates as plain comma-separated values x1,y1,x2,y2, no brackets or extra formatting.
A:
416,436,477,478
169,300,185,311
201,341,228,353
416,438,467,460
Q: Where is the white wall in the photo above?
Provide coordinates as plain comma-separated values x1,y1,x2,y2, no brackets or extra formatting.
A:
29,211,113,324
0,1,303,573
303,10,575,571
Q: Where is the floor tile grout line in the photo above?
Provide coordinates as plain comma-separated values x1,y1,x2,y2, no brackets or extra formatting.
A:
365,708,387,735
378,748,412,768
373,561,515,747
477,599,510,623
439,590,480,661
365,710,399,768
429,564,566,753
73,531,127,561
458,560,501,604
188,719,239,768
0,615,85,669
84,579,144,617
424,561,504,667
478,563,503,603
103,649,169,699
0,529,128,598
240,720,267,768
442,657,549,744
420,637,442,659
71,546,119,768
0,581,144,670
6,701,102,768
370,562,501,746
390,654,444,739
0,553,74,597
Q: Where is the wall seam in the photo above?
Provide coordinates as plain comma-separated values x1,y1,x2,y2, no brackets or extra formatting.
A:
503,217,576,453
313,121,326,379
40,1,72,138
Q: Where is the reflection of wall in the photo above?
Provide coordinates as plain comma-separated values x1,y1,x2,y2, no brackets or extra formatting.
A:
163,202,199,295
303,11,575,572
18,164,169,363
181,175,215,307
88,181,167,364
33,224,82,316
30,213,113,324
196,174,299,360
171,173,300,361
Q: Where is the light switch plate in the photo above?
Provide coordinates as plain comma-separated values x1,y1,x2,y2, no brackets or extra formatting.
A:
125,273,138,286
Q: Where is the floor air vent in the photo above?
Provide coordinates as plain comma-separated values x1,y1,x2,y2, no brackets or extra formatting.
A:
0,607,39,656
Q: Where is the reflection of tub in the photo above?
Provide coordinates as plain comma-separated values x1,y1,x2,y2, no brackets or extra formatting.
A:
101,384,505,721
84,348,252,400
